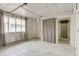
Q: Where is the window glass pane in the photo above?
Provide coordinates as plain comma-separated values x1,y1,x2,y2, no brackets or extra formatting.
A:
22,20,25,32
4,15,26,33
16,24,22,32
9,17,15,32
16,18,21,24
9,23,15,32
22,19,25,25
9,17,15,24
4,15,8,23
4,23,8,33
16,18,22,32
22,25,25,32
4,15,8,33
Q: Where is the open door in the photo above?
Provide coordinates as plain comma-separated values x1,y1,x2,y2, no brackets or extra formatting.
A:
58,20,70,44
43,18,56,43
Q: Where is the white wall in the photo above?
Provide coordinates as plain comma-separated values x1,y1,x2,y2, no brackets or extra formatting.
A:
70,11,76,48
55,19,59,43
5,32,25,43
35,19,42,39
57,4,79,55
73,9,79,55
26,18,42,40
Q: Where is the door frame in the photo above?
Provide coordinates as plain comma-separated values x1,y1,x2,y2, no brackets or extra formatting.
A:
58,18,70,44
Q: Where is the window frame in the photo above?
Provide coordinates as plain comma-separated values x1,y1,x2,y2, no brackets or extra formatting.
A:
4,15,26,33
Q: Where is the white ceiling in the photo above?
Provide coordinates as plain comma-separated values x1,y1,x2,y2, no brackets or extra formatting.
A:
0,3,76,18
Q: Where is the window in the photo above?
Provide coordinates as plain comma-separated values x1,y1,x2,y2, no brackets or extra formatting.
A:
9,17,15,32
16,18,22,32
4,15,8,33
22,19,25,32
4,15,26,33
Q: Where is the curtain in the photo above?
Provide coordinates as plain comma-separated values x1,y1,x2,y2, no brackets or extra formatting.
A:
43,18,56,43
0,12,5,46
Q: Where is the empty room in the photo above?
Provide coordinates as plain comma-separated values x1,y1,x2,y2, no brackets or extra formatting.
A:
0,3,79,56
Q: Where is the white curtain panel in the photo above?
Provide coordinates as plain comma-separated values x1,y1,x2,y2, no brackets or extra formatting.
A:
43,18,56,43
0,12,5,46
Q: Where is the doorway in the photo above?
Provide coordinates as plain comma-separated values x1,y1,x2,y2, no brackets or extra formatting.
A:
58,20,70,44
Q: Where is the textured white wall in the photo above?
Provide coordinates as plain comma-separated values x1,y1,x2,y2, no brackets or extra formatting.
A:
70,12,76,48
26,18,36,39
73,9,79,55
35,19,42,39
26,18,42,40
5,32,25,43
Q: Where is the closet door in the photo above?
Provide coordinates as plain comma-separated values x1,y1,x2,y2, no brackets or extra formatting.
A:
43,19,56,43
